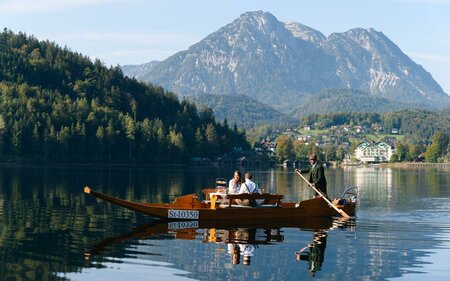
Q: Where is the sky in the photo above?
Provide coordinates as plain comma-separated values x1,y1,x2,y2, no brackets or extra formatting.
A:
1,0,449,95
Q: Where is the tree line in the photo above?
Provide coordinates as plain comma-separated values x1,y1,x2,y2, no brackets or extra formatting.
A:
390,131,449,163
274,135,348,163
275,110,449,163
0,29,249,163
275,130,448,164
300,110,449,144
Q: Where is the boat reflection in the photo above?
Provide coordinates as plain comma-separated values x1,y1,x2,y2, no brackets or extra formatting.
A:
294,217,355,275
205,227,284,265
295,229,328,276
86,217,355,272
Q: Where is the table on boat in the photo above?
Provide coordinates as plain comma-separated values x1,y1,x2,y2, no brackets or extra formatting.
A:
209,192,228,209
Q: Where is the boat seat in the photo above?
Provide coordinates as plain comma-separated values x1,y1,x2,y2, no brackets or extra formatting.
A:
224,193,284,207
222,204,254,208
220,204,280,208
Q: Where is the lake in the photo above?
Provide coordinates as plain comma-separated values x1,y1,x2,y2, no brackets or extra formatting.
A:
0,164,449,280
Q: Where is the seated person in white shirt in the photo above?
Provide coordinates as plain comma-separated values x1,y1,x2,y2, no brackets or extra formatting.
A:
228,170,242,194
236,172,260,206
220,171,242,206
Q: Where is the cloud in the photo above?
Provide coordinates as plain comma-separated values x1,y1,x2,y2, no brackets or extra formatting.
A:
80,32,197,46
0,0,126,13
45,31,201,65
81,32,199,64
408,52,450,63
92,49,174,65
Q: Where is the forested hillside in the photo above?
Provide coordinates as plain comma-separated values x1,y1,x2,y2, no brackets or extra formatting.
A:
381,109,450,144
189,93,297,129
300,109,450,144
0,29,249,163
294,89,412,117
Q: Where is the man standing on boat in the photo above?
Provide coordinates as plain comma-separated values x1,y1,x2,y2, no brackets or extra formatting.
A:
298,154,327,197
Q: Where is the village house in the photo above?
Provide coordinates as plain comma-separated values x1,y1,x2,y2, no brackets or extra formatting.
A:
254,140,277,157
355,126,365,133
297,135,310,142
354,140,395,163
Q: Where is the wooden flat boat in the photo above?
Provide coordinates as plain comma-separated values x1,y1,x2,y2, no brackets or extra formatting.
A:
83,186,356,221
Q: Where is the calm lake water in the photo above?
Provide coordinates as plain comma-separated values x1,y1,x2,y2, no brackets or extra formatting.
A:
0,164,449,281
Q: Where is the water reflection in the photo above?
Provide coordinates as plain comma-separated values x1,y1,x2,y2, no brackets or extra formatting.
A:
85,217,356,277
209,228,283,266
295,230,327,276
0,165,449,280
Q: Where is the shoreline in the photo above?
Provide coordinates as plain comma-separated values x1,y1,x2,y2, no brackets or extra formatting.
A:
341,162,449,168
385,162,450,168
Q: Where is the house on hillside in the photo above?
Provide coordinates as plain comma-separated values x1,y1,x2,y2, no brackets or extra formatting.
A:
298,135,312,142
354,141,394,163
355,126,365,133
254,140,277,157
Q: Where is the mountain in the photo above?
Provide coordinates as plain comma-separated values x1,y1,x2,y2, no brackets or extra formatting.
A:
321,28,445,102
121,60,160,81
122,11,450,125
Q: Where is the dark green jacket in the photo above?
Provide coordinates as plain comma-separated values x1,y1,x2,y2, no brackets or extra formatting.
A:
302,162,327,194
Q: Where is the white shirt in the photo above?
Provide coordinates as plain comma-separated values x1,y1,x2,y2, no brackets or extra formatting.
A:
239,179,259,194
228,179,241,194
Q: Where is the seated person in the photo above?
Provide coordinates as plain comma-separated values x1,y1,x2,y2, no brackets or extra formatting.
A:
220,171,242,206
228,170,242,194
236,172,261,206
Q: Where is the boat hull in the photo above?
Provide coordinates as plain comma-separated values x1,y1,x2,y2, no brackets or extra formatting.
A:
84,188,355,220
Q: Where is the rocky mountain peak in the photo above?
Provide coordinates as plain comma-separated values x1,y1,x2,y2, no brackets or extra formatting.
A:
234,10,279,30
284,21,326,46
122,10,450,122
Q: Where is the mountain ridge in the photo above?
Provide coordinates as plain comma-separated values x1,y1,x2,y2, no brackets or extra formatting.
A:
122,11,450,125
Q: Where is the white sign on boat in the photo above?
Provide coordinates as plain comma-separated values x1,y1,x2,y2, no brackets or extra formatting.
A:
168,209,199,219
